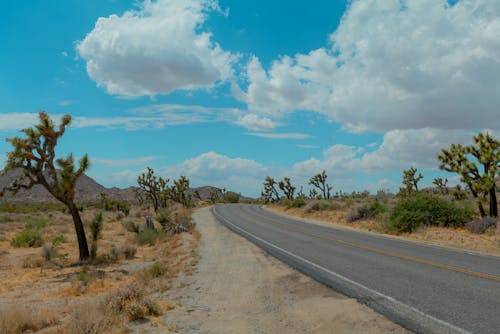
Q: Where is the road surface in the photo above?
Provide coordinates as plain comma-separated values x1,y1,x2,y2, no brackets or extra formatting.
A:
211,204,500,334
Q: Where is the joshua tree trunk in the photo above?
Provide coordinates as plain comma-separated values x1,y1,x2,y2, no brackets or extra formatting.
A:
68,203,90,260
490,188,498,217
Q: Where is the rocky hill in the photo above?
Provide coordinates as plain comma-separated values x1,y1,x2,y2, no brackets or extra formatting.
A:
0,169,250,204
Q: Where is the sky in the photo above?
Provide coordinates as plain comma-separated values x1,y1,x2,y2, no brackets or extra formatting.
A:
0,0,499,197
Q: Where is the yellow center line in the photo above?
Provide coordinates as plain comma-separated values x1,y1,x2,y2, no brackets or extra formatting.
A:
242,207,500,283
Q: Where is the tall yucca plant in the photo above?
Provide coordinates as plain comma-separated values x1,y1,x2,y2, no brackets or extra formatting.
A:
0,111,91,260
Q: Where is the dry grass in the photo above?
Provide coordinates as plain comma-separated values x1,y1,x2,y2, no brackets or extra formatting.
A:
0,307,59,334
0,205,199,333
269,203,500,256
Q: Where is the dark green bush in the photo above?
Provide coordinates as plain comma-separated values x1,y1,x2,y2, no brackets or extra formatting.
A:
23,217,49,229
136,229,164,246
286,198,306,209
224,192,240,203
389,192,474,233
148,262,168,278
369,200,388,216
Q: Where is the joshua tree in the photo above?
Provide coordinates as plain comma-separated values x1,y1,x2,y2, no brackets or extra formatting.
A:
261,176,280,203
432,178,448,195
438,132,500,217
89,212,103,260
309,170,332,199
278,177,296,201
170,175,192,208
0,112,91,260
400,167,423,194
137,167,169,212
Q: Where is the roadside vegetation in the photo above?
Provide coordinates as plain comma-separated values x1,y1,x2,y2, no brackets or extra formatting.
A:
262,131,500,255
0,112,201,333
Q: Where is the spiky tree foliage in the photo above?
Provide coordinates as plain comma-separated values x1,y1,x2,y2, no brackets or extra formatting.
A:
170,175,193,208
261,176,280,203
438,132,500,217
432,178,449,195
308,170,332,199
137,167,169,212
0,111,91,260
309,188,319,199
400,167,423,194
278,177,296,201
296,186,306,199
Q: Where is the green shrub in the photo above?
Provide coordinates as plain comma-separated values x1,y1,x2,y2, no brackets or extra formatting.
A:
369,200,388,216
286,198,306,209
122,220,139,233
51,234,66,246
143,300,161,316
136,229,159,246
149,262,168,278
23,217,49,229
389,192,474,233
11,228,43,247
127,303,146,321
224,192,240,203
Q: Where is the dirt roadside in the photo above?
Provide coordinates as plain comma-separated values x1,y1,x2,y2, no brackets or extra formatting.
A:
133,206,411,333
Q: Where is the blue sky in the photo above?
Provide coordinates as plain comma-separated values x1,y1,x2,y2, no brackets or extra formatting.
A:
1,0,499,197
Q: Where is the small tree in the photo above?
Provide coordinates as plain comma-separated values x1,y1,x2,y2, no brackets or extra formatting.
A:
400,167,423,194
170,175,192,208
137,167,169,212
278,177,296,201
89,212,103,260
432,178,448,195
438,132,500,217
308,170,332,199
0,112,91,260
261,176,280,203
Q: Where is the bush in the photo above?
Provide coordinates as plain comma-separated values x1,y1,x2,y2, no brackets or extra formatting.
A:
66,301,115,334
389,192,474,233
224,192,240,203
51,234,66,246
127,303,146,321
143,300,161,316
122,220,139,233
286,198,306,209
149,262,168,278
23,217,49,229
346,204,372,222
136,229,160,246
369,200,388,216
306,200,338,212
158,208,194,235
123,246,137,259
106,283,144,312
465,217,497,234
11,228,43,247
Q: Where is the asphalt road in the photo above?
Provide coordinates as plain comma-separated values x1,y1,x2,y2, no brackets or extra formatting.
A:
211,204,500,334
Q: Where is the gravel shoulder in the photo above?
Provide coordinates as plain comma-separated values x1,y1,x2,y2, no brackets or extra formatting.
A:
149,206,411,333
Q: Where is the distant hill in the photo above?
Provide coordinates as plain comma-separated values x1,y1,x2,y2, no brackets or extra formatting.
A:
0,168,252,204
0,168,135,204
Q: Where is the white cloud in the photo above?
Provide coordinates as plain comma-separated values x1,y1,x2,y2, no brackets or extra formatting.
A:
239,0,500,132
291,128,474,180
58,100,73,106
77,0,235,97
163,151,268,194
0,113,39,132
296,144,319,149
93,156,157,167
235,114,278,131
245,132,310,139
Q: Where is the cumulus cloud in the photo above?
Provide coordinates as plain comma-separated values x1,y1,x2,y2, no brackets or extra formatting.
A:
239,0,500,132
292,128,475,180
163,151,268,194
0,113,39,132
77,0,235,96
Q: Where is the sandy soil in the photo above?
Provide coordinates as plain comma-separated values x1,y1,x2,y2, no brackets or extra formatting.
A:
134,207,411,334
